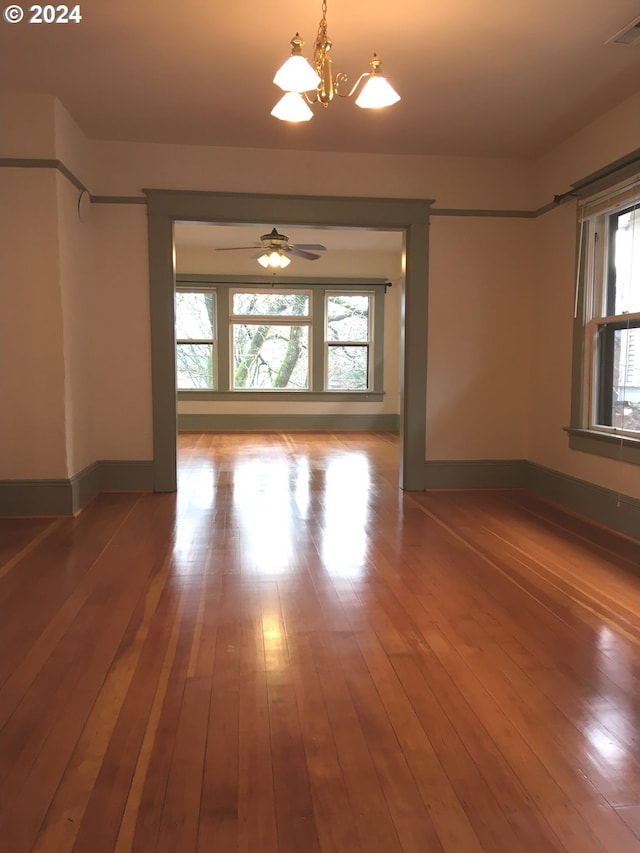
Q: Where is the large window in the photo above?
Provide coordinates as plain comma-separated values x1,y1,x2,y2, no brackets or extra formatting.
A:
175,290,216,389
231,290,311,390
175,280,386,398
574,179,640,456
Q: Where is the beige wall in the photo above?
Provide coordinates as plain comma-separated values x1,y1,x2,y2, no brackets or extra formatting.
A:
1,90,639,500
0,167,68,479
427,216,534,460
57,171,96,474
90,140,537,210
90,204,153,461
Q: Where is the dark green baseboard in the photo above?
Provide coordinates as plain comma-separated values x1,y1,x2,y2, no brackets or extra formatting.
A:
525,462,640,542
424,458,640,541
2,454,638,541
424,459,528,489
178,413,400,431
0,460,154,517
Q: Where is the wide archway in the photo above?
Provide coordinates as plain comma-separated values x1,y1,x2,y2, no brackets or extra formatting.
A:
146,190,432,492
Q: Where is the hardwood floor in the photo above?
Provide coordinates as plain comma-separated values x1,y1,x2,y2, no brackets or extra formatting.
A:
1,431,639,852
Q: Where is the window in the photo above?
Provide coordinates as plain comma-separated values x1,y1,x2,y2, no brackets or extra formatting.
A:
175,279,386,399
175,290,216,389
230,290,311,390
571,177,640,461
583,196,640,435
326,293,373,390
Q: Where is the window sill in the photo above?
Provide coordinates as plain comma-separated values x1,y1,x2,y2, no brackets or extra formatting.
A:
564,427,640,465
178,390,385,403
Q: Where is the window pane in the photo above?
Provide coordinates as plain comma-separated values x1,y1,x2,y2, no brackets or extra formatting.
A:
175,292,214,339
611,208,640,315
327,345,369,390
597,325,640,432
177,344,214,389
232,292,309,317
327,295,370,341
232,324,309,389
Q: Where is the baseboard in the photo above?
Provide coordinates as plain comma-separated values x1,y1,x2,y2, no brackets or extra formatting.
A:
0,479,75,516
178,413,400,431
424,459,528,489
0,460,154,517
424,458,640,541
3,453,638,540
525,462,640,542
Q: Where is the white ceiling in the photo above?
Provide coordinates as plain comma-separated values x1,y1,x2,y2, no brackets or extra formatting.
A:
1,0,639,158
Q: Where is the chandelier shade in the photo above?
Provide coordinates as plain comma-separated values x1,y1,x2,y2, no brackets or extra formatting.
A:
270,92,314,122
355,70,402,109
273,42,322,93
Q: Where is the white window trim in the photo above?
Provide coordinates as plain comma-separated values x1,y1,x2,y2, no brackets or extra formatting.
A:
568,173,640,464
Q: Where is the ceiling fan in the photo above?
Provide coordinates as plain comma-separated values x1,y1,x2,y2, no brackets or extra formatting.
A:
215,227,327,267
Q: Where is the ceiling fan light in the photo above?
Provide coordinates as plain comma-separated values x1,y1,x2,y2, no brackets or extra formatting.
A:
274,55,321,93
271,92,314,122
258,250,291,269
355,75,401,109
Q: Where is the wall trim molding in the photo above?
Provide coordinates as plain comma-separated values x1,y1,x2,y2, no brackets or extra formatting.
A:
178,414,400,431
5,154,637,220
0,158,145,203
0,460,154,517
430,208,536,219
424,458,640,541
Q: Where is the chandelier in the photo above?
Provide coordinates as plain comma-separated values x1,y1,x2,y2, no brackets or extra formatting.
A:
271,0,401,123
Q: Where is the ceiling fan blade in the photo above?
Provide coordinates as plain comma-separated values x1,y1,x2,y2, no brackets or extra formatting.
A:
293,243,326,251
288,248,321,260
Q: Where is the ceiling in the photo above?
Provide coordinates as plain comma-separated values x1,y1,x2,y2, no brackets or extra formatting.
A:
1,0,639,158
175,222,402,250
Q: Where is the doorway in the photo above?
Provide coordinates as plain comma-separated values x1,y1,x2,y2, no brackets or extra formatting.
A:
146,190,432,491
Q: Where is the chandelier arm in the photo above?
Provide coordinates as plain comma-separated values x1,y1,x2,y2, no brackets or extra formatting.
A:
335,71,370,99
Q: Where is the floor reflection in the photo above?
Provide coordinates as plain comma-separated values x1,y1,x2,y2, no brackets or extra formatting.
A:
320,453,370,576
175,437,380,580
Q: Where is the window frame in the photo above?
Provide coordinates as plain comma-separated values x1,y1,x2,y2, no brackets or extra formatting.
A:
176,276,388,402
175,287,217,390
229,287,313,391
568,174,640,465
325,290,375,391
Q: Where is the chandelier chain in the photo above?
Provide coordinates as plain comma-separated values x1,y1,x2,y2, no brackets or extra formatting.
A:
314,0,330,69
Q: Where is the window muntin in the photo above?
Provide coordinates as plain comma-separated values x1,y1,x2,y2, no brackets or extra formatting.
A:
326,293,373,390
230,289,311,390
175,290,216,389
584,198,640,437
232,291,310,317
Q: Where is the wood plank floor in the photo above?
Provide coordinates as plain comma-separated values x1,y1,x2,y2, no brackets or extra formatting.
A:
1,431,639,852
